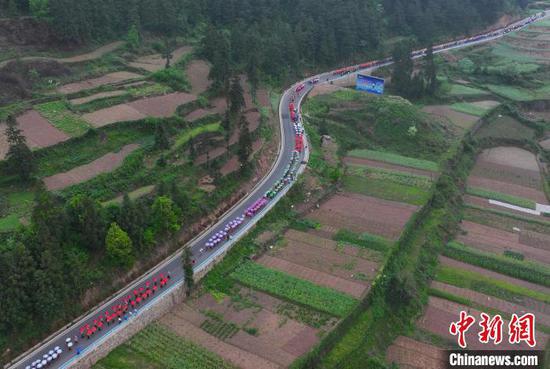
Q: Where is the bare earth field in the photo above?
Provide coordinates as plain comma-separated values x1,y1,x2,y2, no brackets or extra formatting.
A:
478,147,540,171
432,281,550,327
256,89,270,107
540,138,550,150
0,110,70,159
471,100,501,109
185,108,211,122
306,192,418,240
83,92,196,127
422,105,479,129
467,176,547,203
220,156,239,176
343,156,437,178
386,336,446,369
458,220,550,264
43,144,140,190
186,60,211,94
129,46,192,72
470,160,542,189
418,297,548,350
57,71,143,94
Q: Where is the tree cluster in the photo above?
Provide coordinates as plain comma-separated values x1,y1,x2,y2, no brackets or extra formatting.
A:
0,179,187,347
391,42,439,100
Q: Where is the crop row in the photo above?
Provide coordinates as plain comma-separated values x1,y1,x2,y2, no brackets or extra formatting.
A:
466,186,537,209
200,318,239,340
125,323,237,369
347,149,439,172
444,241,550,287
333,229,392,254
348,165,433,189
231,262,357,317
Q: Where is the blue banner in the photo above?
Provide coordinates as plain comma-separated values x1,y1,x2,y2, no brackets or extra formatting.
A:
356,74,385,95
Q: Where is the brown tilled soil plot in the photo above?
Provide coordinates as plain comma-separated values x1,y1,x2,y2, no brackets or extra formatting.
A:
432,281,550,327
479,147,540,171
43,144,139,190
186,60,211,94
306,192,418,239
69,90,126,105
458,220,550,264
258,255,366,298
418,296,548,350
343,156,437,178
83,92,196,127
470,100,501,109
57,71,142,94
221,155,239,176
470,160,542,190
256,89,270,107
184,108,211,122
82,104,146,127
194,146,227,166
10,110,70,151
422,105,479,129
540,138,550,150
275,230,380,281
468,175,547,203
129,46,192,72
440,257,550,298
0,124,8,160
240,75,254,110
386,336,446,369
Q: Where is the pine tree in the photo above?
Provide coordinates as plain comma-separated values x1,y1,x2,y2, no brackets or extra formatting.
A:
237,116,252,170
391,41,414,98
182,246,194,296
229,76,245,116
424,44,438,95
154,122,170,149
5,115,35,181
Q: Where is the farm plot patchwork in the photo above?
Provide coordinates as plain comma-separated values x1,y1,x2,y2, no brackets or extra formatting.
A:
306,192,418,239
57,71,143,94
43,144,140,191
422,104,479,129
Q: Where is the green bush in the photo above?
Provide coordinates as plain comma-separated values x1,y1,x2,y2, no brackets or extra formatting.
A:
150,68,190,91
503,250,524,261
333,229,392,254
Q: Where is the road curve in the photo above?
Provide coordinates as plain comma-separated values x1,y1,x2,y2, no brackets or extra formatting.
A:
9,9,548,369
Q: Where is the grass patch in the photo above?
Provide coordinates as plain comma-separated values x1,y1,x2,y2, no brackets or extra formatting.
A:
276,302,335,329
464,205,550,235
93,323,237,369
35,100,91,136
200,318,239,340
467,187,536,209
171,122,222,153
448,84,489,96
0,214,20,232
450,102,490,117
444,241,550,287
485,84,535,101
102,185,156,206
347,165,433,189
347,149,438,172
333,229,392,255
231,262,357,317
435,265,550,305
343,174,431,206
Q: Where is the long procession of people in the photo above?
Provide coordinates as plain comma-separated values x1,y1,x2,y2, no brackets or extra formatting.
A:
332,10,547,77
19,10,548,368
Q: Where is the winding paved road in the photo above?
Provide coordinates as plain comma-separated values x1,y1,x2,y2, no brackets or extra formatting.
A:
9,10,548,369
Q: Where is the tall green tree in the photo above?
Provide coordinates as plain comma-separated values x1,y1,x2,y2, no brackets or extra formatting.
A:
154,122,170,149
182,246,194,296
117,194,147,251
66,195,106,252
5,115,35,181
391,41,414,98
229,76,245,116
237,116,252,170
150,196,180,237
126,24,140,51
105,222,134,268
424,45,438,96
